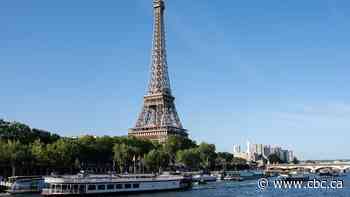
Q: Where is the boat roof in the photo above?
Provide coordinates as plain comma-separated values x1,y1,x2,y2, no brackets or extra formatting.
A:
44,174,184,184
8,176,43,180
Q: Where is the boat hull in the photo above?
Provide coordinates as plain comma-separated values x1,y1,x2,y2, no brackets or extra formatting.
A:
42,187,189,197
42,175,192,196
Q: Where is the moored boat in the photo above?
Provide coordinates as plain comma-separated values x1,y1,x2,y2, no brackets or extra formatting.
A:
42,173,191,196
222,171,243,181
1,176,45,194
318,170,340,177
192,174,217,184
277,172,309,182
239,170,265,180
223,175,243,181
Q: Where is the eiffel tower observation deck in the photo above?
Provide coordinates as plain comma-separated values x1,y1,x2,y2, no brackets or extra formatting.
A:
129,0,188,142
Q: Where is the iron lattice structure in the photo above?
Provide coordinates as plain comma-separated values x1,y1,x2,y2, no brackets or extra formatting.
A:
129,0,188,142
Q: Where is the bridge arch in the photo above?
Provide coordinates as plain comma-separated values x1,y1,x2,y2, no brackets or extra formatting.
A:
314,167,334,173
342,166,350,171
267,164,350,174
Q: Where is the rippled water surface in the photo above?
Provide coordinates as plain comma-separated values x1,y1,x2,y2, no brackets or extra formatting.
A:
5,175,350,197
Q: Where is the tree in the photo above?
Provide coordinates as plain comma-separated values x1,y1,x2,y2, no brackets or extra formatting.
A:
292,157,300,164
215,152,234,170
1,140,31,176
268,153,283,164
144,150,160,173
0,140,7,161
31,139,49,164
113,143,133,173
122,136,156,156
0,120,60,144
95,136,114,159
46,139,79,173
164,136,197,165
217,152,234,162
231,157,249,170
76,135,99,167
305,160,316,164
144,149,169,173
197,143,216,170
176,148,201,170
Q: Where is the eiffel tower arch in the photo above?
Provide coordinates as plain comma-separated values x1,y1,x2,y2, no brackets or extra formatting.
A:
129,0,188,142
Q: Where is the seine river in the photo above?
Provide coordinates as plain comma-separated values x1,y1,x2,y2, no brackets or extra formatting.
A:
4,175,350,197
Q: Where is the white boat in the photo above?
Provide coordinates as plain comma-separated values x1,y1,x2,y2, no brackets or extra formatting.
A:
213,173,224,181
223,175,243,181
41,174,191,196
222,171,243,181
277,172,309,181
192,174,217,184
239,170,265,180
1,176,45,194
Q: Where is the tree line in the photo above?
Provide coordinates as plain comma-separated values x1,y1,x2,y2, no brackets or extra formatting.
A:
0,120,251,177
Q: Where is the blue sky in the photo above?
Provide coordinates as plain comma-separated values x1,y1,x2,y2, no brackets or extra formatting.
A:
1,0,350,160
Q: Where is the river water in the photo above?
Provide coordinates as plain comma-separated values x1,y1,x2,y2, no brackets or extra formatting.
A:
4,175,350,197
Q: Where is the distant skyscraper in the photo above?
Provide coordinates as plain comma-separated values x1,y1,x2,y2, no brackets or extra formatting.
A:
247,141,251,154
233,144,241,153
263,145,271,157
233,141,296,162
288,150,294,162
256,144,263,155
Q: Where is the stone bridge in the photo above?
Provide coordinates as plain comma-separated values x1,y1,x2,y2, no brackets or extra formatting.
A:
266,162,350,173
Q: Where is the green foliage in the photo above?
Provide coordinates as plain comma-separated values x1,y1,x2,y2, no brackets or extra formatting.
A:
0,119,60,144
232,157,247,165
2,140,31,164
217,152,234,163
305,160,316,164
164,136,197,155
76,135,114,164
31,140,49,164
144,149,169,173
268,153,284,164
144,149,160,172
113,143,134,173
0,141,5,162
163,136,197,165
46,139,79,168
215,152,233,170
0,140,32,175
197,142,216,169
0,119,256,174
292,157,299,164
213,153,249,171
231,157,249,170
176,148,201,170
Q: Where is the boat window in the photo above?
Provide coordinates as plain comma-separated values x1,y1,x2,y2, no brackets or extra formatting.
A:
133,183,140,188
79,185,86,192
125,184,131,189
116,184,123,189
62,184,67,190
98,184,106,190
107,184,114,190
88,184,96,190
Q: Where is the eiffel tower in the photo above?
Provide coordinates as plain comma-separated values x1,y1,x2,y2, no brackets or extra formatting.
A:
129,0,188,142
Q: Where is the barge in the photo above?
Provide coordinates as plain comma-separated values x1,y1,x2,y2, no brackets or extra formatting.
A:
0,176,45,194
42,174,191,196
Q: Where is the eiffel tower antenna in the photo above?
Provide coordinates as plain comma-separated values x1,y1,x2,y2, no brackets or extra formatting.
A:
129,0,188,142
